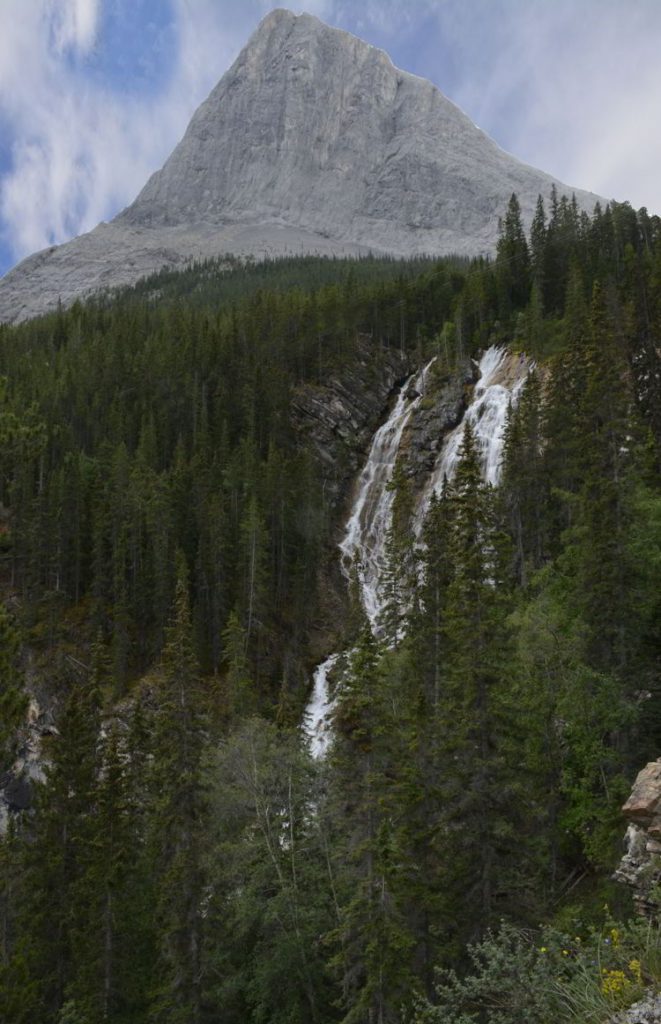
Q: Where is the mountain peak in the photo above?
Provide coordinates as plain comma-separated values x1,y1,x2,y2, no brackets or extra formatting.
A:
0,10,605,322
119,5,563,242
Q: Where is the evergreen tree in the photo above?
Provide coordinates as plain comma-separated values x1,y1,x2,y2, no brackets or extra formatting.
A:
570,282,635,670
500,371,546,584
496,193,531,316
379,459,417,644
148,551,208,1024
67,709,156,1023
208,719,335,1024
4,660,101,1023
529,194,547,305
428,423,524,943
0,601,25,766
329,626,416,1024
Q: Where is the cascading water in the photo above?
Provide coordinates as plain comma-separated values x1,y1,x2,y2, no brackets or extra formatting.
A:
415,346,531,531
304,653,340,759
303,346,531,757
304,361,434,753
339,359,435,628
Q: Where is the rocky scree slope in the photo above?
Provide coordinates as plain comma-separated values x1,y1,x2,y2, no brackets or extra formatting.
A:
0,8,604,323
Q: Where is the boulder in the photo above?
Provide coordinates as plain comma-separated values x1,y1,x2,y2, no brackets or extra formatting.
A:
615,758,661,916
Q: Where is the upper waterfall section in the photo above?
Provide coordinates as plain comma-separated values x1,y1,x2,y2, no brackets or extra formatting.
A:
0,9,605,323
416,346,532,529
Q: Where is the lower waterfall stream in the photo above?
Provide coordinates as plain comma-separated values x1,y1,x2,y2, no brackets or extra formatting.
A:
304,346,531,757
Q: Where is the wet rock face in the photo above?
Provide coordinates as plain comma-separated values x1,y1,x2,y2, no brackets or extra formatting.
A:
292,347,479,519
0,683,57,831
615,759,661,916
291,340,409,511
402,361,475,489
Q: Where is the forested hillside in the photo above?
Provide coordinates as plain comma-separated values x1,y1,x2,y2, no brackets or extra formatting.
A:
0,191,660,1023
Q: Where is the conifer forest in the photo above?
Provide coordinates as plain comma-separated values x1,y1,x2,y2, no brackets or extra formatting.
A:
0,191,660,1023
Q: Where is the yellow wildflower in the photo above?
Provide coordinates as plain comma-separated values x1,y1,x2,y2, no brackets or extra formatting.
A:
601,969,631,1002
628,959,643,984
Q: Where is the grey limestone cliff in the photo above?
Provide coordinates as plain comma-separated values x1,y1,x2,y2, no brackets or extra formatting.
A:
0,8,604,322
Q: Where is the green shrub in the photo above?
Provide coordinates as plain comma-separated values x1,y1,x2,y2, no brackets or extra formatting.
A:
413,913,661,1024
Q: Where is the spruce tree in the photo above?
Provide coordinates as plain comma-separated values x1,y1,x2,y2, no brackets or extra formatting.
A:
148,551,208,1024
0,601,25,766
5,660,101,1023
496,193,531,316
430,423,524,943
329,626,416,1023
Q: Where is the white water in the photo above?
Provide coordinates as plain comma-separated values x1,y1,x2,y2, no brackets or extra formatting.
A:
339,359,435,628
303,362,434,754
303,347,530,758
304,653,340,759
415,346,530,532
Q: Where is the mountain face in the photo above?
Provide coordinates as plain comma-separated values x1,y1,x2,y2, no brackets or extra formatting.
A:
0,8,604,322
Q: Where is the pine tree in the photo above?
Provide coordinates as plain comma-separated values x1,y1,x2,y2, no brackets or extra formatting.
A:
413,486,454,713
67,708,156,1023
5,659,101,1023
208,719,335,1024
379,459,416,645
329,627,416,1023
222,607,256,717
0,601,25,766
148,551,208,1024
430,423,523,943
496,193,531,316
571,282,635,670
500,371,546,584
529,194,547,306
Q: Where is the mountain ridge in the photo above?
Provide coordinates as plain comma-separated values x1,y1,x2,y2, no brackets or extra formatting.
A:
0,8,605,322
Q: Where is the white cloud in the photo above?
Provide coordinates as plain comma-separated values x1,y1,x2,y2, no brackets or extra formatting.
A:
0,0,257,267
418,0,661,212
50,0,100,53
1,0,660,273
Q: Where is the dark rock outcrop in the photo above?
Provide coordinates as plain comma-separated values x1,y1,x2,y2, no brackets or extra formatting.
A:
291,340,409,513
401,360,475,487
0,648,59,831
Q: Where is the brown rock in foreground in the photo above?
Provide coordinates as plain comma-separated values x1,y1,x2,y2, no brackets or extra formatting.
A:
615,758,661,916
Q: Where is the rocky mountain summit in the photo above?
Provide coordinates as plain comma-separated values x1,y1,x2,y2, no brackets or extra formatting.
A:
0,8,604,322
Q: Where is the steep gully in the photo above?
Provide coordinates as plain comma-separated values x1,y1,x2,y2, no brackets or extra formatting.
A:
304,346,531,758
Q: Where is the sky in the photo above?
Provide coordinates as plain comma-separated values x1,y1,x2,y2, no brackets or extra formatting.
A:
1,0,660,277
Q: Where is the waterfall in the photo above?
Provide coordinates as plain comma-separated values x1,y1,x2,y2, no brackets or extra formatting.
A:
304,653,340,759
339,359,435,628
303,346,531,757
415,346,531,531
303,361,433,753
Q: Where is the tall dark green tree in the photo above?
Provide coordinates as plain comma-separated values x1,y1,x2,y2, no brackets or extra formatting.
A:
496,193,531,315
329,627,416,1024
426,424,528,944
3,659,101,1023
0,602,25,767
148,551,208,1024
